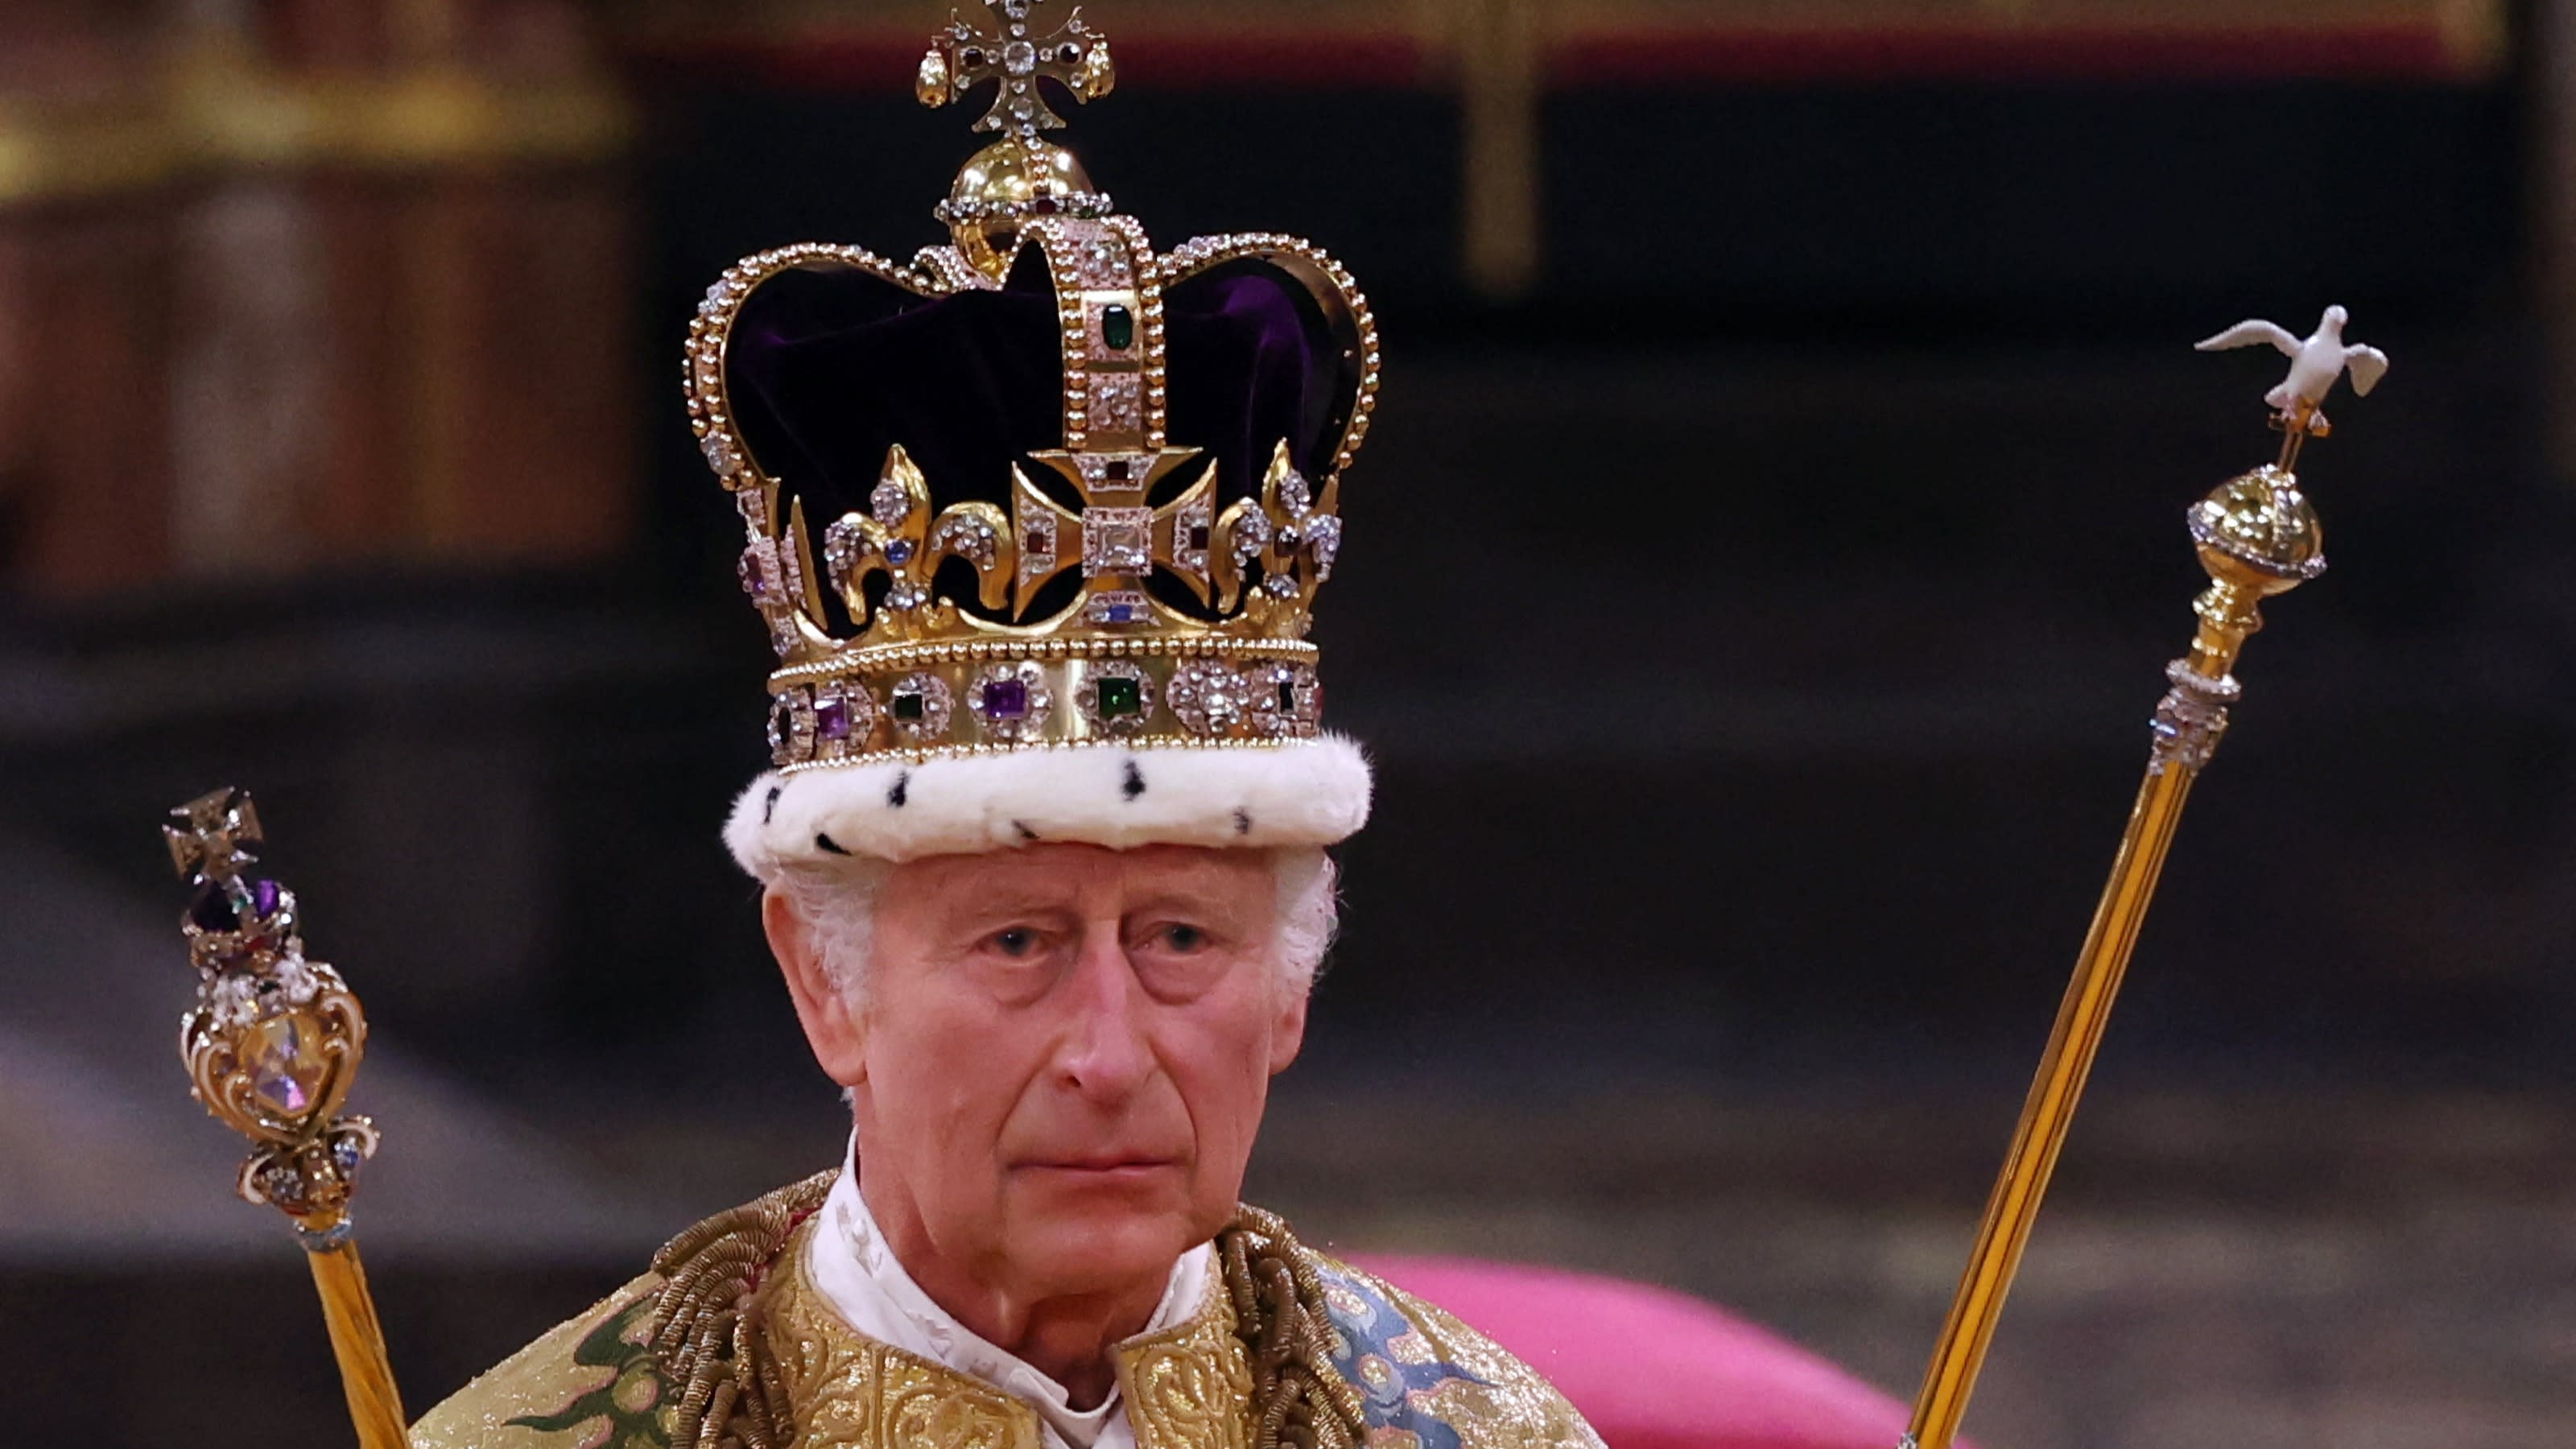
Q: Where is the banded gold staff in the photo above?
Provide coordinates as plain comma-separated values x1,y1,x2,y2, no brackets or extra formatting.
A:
167,786,410,1449
1901,309,2390,1449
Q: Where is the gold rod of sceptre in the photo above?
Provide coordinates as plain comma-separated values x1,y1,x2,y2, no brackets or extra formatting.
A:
1901,308,2388,1449
164,787,411,1449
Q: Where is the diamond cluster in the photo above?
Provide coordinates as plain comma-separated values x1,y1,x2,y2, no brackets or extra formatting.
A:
163,787,383,1228
935,191,1114,225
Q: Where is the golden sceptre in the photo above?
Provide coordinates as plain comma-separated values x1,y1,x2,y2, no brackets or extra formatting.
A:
1902,308,2390,1449
165,786,411,1449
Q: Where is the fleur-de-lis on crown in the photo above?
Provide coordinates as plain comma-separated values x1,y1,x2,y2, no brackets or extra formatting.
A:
824,446,1017,642
917,0,1117,138
1216,443,1343,632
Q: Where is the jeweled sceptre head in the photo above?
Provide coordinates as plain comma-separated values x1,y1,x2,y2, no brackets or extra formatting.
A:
2186,303,2387,591
166,786,378,1236
2147,305,2388,774
165,794,407,1443
687,0,1380,874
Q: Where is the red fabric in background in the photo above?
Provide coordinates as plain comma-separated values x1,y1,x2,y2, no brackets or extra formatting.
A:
1352,1255,1938,1449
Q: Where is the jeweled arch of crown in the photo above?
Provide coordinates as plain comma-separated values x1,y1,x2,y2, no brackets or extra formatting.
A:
683,0,1381,770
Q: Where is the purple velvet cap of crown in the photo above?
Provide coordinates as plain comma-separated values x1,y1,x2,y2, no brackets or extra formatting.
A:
724,244,1356,615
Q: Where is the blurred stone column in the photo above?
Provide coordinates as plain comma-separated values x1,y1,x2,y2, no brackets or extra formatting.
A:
1451,0,1542,300
2,0,636,598
170,0,636,580
0,2,181,598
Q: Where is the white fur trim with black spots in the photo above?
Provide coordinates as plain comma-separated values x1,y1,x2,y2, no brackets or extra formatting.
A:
724,735,1372,873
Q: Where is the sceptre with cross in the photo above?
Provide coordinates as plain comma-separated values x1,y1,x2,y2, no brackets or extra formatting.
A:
164,787,410,1449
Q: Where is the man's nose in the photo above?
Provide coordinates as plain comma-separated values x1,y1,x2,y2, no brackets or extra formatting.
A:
1054,925,1154,1103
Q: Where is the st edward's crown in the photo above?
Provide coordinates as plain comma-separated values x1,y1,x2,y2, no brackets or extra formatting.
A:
686,0,1379,770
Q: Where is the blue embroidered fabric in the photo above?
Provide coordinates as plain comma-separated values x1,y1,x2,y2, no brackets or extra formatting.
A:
1311,1261,1501,1448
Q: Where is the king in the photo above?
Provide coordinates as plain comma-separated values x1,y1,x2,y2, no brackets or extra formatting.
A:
411,2,1597,1446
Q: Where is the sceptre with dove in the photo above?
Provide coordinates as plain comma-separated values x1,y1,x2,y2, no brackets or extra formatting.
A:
2196,304,2389,452
1899,305,2388,1449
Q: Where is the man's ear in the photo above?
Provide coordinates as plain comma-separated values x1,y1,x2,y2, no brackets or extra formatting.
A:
765,888,866,1087
1267,979,1311,1078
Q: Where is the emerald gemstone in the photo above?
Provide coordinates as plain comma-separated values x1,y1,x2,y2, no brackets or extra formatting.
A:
891,690,926,723
1096,676,1142,718
1101,304,1134,351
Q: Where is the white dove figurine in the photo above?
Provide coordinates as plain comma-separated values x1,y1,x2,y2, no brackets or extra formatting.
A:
2194,304,2389,435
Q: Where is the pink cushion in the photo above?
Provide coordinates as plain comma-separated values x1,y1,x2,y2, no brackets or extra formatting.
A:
1349,1255,1928,1449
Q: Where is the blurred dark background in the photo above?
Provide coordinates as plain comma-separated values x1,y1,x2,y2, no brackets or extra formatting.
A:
4,2,2572,1446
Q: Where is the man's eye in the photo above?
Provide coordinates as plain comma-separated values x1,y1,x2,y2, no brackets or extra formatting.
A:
989,927,1039,957
1158,923,1209,952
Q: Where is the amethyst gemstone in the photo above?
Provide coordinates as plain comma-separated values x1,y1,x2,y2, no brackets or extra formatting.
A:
886,539,916,566
815,699,852,741
981,679,1030,720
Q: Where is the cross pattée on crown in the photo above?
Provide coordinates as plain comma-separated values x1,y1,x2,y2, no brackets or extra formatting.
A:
164,786,263,883
1009,447,1218,625
919,0,1117,138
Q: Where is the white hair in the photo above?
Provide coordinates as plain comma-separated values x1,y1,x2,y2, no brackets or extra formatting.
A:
770,847,1340,1008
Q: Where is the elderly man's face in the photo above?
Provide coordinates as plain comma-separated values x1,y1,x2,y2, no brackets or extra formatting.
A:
778,844,1307,1305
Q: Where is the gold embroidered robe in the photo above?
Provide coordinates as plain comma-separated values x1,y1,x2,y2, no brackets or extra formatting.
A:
411,1185,1602,1449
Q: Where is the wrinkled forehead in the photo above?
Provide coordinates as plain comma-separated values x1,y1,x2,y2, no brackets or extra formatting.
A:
889,841,1278,914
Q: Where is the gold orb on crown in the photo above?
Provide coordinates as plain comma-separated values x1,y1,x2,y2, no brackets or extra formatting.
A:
940,137,1104,282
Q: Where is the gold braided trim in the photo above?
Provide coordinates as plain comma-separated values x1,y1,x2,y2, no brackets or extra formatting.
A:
649,1177,1367,1449
648,1170,838,1449
1216,1207,1369,1449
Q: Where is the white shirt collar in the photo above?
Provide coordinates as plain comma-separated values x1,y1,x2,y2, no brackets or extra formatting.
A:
804,1137,1215,1449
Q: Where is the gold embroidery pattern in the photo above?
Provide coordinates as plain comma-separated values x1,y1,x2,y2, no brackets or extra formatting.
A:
1384,1331,1438,1369
1406,1380,1587,1449
409,1276,672,1449
762,1228,1039,1449
1361,1282,1604,1449
1117,1281,1254,1449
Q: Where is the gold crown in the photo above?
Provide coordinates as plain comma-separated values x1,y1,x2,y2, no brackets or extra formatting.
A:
683,0,1379,774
